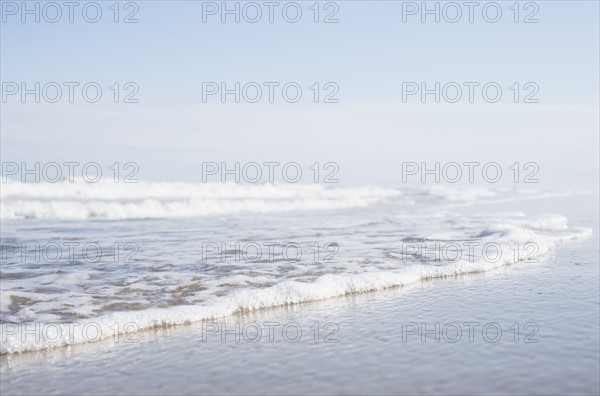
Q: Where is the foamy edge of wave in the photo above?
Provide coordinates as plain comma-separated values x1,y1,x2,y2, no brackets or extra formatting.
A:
1,225,592,354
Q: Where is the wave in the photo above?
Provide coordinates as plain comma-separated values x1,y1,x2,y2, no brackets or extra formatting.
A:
0,180,584,220
1,212,592,354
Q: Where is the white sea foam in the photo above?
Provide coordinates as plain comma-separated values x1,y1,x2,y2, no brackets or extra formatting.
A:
1,181,592,353
1,180,402,220
0,180,583,220
0,208,592,354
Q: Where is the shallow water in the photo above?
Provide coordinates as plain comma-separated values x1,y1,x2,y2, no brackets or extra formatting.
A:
1,199,598,394
1,185,592,353
0,191,598,394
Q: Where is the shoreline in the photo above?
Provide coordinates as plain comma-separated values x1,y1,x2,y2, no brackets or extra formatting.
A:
2,194,599,394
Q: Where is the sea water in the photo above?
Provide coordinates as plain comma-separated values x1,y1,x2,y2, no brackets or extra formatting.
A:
0,183,598,394
0,181,593,355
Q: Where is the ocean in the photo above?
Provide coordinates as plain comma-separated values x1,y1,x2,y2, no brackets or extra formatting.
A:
0,182,598,394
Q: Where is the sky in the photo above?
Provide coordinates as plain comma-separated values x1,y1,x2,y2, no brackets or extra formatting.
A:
1,0,599,188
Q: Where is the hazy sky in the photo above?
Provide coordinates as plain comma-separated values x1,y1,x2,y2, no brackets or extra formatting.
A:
1,0,598,187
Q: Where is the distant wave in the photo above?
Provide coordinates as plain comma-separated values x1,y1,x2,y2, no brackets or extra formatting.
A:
0,180,584,220
0,180,401,220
